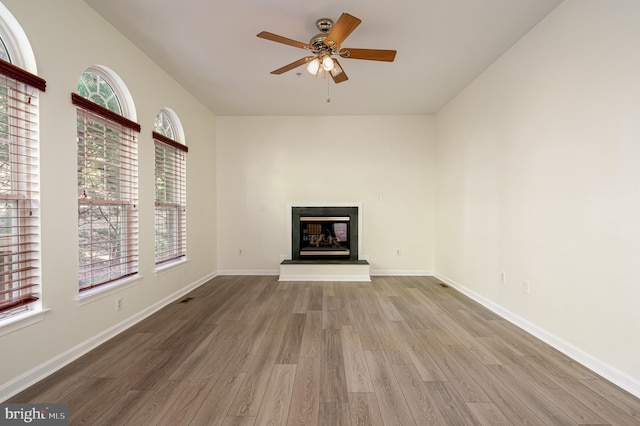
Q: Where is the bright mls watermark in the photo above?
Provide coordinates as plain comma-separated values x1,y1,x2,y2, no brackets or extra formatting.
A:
0,404,68,425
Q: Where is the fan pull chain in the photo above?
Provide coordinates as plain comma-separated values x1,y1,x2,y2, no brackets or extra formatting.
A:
326,75,331,103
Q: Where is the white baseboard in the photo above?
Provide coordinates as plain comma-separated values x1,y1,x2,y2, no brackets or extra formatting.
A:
370,269,433,276
434,272,640,399
217,269,279,276
0,271,217,402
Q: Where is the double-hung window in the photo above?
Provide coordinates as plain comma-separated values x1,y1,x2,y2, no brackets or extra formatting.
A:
0,57,45,317
153,110,187,266
74,71,140,291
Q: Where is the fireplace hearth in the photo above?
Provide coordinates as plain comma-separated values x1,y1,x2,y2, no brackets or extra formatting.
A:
291,206,359,261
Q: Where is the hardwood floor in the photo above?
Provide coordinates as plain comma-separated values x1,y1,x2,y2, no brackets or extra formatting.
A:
9,275,640,425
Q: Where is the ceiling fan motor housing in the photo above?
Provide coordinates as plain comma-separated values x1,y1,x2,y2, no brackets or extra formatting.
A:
309,18,335,53
309,34,329,51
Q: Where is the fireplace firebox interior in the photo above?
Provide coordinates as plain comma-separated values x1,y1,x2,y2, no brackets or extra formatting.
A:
300,217,350,257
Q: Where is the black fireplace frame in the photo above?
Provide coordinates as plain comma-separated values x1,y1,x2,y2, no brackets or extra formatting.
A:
291,206,359,261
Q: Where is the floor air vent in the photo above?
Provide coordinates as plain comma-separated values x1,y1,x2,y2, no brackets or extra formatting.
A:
179,297,194,304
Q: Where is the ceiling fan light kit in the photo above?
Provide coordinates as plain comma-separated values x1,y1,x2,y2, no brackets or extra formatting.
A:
306,58,320,75
257,12,397,85
322,56,334,72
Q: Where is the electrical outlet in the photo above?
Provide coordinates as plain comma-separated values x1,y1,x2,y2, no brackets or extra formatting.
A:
500,271,506,284
238,249,243,256
115,297,123,311
523,280,530,295
396,249,401,256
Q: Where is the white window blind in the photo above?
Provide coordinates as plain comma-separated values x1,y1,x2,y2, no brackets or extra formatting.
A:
153,131,187,265
0,60,45,316
73,93,140,291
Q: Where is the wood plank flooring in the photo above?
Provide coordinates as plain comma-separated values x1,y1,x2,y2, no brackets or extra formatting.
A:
9,275,640,425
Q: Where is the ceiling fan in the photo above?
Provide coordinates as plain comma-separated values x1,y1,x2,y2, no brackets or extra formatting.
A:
257,13,397,84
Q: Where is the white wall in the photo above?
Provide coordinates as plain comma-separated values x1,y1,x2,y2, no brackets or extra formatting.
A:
0,0,217,399
216,115,435,275
4,0,639,405
436,0,640,394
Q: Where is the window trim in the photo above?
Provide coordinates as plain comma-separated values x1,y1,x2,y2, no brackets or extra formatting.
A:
0,3,38,74
0,308,49,338
77,273,142,305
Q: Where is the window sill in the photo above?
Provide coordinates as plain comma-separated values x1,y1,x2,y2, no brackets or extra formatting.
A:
77,274,143,306
155,258,188,274
0,308,51,338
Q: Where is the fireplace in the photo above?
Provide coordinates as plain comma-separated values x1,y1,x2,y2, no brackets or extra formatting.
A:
291,206,359,261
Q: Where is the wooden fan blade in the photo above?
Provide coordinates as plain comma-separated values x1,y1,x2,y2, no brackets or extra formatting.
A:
339,48,397,62
257,31,311,50
324,13,361,49
271,56,314,74
330,58,348,83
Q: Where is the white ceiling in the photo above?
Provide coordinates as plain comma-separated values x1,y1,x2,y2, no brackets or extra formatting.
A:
84,0,563,116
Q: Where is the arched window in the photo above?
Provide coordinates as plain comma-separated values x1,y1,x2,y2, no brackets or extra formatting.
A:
77,70,122,114
0,4,46,319
154,110,175,139
73,67,140,292
153,109,187,266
